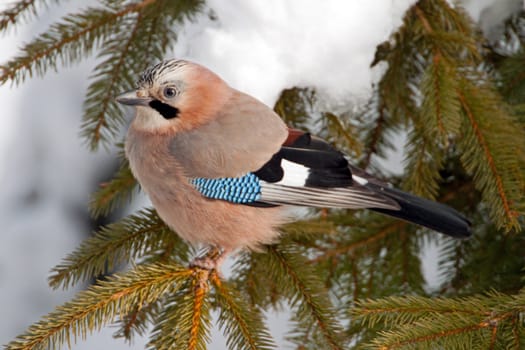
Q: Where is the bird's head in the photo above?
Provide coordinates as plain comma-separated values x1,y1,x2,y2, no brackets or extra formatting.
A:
116,59,232,133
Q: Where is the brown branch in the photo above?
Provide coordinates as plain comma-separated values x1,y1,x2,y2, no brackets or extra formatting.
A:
432,53,446,137
488,322,498,350
269,246,343,350
210,272,261,350
385,322,488,349
415,4,449,140
310,221,406,264
0,0,36,31
188,268,210,350
117,301,153,340
414,4,433,34
378,309,521,349
358,306,488,318
457,91,515,221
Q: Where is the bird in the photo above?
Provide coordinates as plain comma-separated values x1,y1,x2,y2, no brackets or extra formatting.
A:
116,59,471,270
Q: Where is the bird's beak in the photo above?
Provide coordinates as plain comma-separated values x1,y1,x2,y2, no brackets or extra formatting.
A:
116,90,152,106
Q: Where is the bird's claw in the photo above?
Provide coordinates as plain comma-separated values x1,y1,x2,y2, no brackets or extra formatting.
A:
189,247,228,272
190,255,219,270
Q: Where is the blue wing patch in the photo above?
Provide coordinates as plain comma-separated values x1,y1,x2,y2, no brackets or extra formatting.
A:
190,173,262,203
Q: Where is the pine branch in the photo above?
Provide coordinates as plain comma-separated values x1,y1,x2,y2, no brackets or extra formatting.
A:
273,87,316,129
148,268,211,350
0,0,62,33
113,299,161,343
354,294,488,326
457,81,525,231
81,11,146,150
321,111,363,158
310,220,406,264
413,1,480,62
0,0,158,86
421,54,462,141
189,269,211,350
401,53,459,198
365,0,482,171
438,220,525,295
48,209,188,290
402,128,444,199
368,315,492,349
6,263,192,350
361,98,395,169
352,290,525,349
211,273,275,350
266,245,346,350
231,252,282,310
89,159,137,218
499,50,525,104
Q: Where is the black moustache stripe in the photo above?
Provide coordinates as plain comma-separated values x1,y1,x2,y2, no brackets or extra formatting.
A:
149,100,180,119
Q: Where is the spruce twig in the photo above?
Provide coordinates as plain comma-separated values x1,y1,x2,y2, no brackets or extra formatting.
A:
6,263,192,350
0,0,159,85
211,273,275,350
48,209,187,290
89,159,137,218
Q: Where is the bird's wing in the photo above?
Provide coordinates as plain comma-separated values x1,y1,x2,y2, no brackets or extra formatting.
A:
188,127,399,211
252,129,400,210
188,127,471,238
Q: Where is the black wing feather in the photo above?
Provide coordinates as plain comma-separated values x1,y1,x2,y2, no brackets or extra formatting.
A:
250,129,472,238
255,132,352,187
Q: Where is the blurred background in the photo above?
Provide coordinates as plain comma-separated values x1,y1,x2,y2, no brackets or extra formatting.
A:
0,0,522,348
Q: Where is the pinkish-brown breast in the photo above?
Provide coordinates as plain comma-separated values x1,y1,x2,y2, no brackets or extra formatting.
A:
125,126,290,252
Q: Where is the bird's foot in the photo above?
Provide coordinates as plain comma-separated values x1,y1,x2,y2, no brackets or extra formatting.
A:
190,247,228,271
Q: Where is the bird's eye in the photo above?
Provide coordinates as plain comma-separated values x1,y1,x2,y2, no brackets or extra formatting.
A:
163,86,177,99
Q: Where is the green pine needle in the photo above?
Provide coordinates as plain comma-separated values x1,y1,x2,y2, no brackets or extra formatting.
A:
352,290,525,349
457,80,525,231
0,1,154,86
6,262,192,350
148,268,212,350
211,274,276,350
0,0,61,33
266,244,347,349
48,208,188,290
89,159,137,218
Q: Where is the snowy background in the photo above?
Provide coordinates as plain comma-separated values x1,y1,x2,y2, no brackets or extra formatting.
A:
0,0,521,348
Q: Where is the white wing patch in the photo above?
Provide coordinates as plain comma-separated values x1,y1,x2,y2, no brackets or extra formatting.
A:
275,159,309,186
352,174,368,185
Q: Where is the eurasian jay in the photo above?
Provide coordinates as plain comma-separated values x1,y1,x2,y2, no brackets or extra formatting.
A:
116,59,471,269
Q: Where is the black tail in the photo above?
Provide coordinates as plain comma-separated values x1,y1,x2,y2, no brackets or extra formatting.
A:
369,185,472,238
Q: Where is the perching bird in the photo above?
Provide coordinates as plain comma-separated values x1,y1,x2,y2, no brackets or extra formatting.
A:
117,59,471,269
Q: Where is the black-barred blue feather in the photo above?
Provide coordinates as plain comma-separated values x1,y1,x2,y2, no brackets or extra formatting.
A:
190,173,262,203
